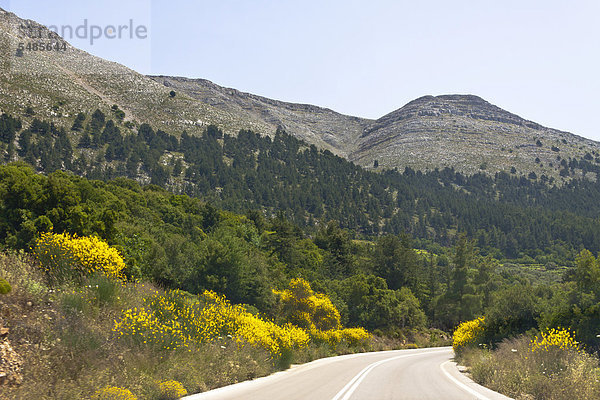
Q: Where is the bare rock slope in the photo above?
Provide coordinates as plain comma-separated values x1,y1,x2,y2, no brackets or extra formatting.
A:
350,94,600,177
0,7,269,139
149,76,369,157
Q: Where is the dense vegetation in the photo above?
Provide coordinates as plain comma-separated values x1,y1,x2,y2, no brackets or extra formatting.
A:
0,163,441,332
1,162,599,347
0,167,433,399
4,110,600,262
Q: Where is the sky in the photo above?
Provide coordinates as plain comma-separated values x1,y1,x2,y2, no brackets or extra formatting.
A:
2,0,600,141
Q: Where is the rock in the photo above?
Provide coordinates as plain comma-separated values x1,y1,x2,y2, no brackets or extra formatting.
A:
0,338,23,386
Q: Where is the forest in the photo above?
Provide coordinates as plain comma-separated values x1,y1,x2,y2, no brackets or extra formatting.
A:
0,162,599,351
3,109,600,262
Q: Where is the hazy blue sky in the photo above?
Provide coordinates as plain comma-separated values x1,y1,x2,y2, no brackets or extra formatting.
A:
3,0,600,141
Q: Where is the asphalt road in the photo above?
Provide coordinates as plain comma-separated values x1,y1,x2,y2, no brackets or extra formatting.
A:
183,347,512,400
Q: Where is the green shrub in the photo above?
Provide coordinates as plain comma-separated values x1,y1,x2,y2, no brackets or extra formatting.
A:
0,278,11,294
61,291,88,315
88,275,121,306
275,347,294,370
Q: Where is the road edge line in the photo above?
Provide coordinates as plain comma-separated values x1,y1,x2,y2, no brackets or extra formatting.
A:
440,360,493,400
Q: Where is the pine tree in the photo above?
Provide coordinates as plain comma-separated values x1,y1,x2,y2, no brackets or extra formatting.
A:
71,112,86,131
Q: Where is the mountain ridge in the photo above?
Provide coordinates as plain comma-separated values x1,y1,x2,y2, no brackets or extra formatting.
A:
149,75,371,157
1,6,599,180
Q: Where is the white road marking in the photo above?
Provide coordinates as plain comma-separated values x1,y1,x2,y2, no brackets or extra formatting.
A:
440,360,492,400
331,348,449,400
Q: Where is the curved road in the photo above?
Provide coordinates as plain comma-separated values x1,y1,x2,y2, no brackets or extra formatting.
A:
183,347,512,400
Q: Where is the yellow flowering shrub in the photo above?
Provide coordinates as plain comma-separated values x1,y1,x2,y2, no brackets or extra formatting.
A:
530,328,580,353
157,380,187,400
339,327,371,346
235,312,310,356
309,327,340,346
93,386,137,400
273,278,341,331
35,232,125,282
115,281,369,358
452,317,485,351
274,278,370,347
113,289,310,357
309,327,370,347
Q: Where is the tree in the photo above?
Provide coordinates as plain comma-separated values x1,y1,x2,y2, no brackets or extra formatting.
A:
172,159,183,177
479,277,539,344
90,109,106,133
71,112,85,131
264,213,299,264
575,249,600,292
451,234,474,300
528,171,537,180
78,132,91,148
315,221,354,278
0,114,21,143
336,274,426,330
373,234,420,291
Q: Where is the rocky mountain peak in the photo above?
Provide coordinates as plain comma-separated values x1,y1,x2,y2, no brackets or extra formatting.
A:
362,94,541,138
351,94,598,177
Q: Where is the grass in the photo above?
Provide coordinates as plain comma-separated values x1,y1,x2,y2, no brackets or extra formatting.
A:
457,336,600,400
0,252,275,399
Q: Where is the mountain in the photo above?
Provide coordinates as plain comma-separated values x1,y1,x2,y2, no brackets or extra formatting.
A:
350,94,600,177
148,76,369,157
152,73,600,179
0,8,273,138
1,7,599,180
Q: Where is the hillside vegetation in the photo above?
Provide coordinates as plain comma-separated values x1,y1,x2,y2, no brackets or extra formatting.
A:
2,163,600,398
0,164,459,398
3,110,600,262
2,89,600,400
451,248,600,399
0,248,373,399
